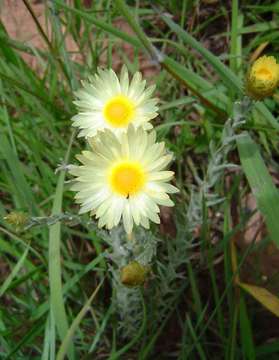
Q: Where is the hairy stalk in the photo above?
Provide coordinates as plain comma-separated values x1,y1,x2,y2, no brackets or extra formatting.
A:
188,96,253,229
102,227,158,338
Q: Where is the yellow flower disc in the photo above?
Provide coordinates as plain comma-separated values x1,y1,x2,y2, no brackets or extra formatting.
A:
255,68,272,81
104,95,135,127
109,161,145,197
246,55,279,100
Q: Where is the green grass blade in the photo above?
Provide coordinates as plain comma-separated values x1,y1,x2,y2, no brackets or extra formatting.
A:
6,321,45,359
56,281,103,360
239,294,256,360
237,132,279,247
226,301,239,360
89,303,113,353
42,315,56,360
49,1,78,91
161,14,241,93
49,131,76,359
0,244,30,297
0,225,43,264
186,315,207,360
254,102,279,132
31,253,105,322
115,0,155,56
0,132,37,214
49,175,72,357
161,15,279,131
162,56,227,117
53,0,141,48
230,0,239,75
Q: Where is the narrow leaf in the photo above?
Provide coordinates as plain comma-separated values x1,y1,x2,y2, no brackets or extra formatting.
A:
237,132,279,247
0,245,29,297
48,131,76,359
53,0,141,47
239,295,256,360
56,281,103,360
239,282,279,318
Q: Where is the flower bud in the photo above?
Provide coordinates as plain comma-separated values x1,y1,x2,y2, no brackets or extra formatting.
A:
120,261,149,287
4,212,28,229
246,55,279,100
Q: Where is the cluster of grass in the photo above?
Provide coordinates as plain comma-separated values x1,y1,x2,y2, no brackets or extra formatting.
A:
1,0,279,358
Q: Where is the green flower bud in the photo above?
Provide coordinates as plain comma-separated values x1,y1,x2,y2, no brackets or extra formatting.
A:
120,261,149,287
4,212,28,229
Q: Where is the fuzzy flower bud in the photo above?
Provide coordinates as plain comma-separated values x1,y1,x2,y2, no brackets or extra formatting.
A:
120,261,149,287
4,212,28,230
246,55,279,100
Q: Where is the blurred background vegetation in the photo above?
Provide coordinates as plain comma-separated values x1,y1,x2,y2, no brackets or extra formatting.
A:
1,0,279,359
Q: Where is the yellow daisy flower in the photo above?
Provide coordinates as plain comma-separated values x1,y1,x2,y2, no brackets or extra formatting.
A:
246,55,279,100
72,67,158,137
70,126,178,233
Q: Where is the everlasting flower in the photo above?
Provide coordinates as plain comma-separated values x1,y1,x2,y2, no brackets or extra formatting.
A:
246,55,279,100
72,67,158,137
70,126,178,233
